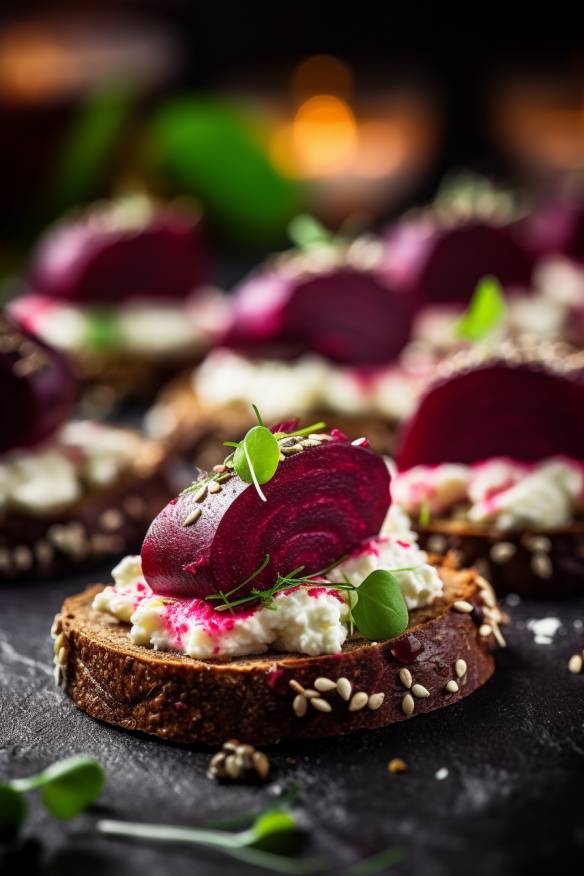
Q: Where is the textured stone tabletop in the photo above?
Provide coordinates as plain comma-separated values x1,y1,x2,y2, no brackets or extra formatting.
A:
1,568,583,876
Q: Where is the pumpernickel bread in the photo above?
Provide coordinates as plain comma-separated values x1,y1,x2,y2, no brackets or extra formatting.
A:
1,435,179,581
417,520,584,597
146,372,397,471
52,557,505,746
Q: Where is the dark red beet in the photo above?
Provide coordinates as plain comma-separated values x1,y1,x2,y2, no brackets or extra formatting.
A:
141,441,391,598
29,198,209,304
0,312,76,454
523,199,584,265
222,264,415,366
386,218,533,305
396,346,584,469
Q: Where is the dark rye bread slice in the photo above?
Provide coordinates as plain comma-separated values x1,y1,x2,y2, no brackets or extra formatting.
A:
417,519,584,598
147,371,397,471
52,558,504,746
0,434,178,582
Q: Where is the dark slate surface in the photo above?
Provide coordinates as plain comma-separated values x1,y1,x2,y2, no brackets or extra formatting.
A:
1,568,583,876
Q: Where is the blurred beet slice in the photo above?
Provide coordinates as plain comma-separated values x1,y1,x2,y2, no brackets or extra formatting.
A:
0,313,75,454
386,219,533,305
141,441,391,598
29,197,209,304
396,347,584,469
222,263,415,366
523,199,584,265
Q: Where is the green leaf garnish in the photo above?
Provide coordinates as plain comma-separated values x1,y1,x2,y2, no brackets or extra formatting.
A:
456,276,506,342
11,755,105,821
419,500,431,527
348,570,409,641
0,784,26,837
84,310,123,352
97,808,325,875
288,214,334,250
234,426,280,495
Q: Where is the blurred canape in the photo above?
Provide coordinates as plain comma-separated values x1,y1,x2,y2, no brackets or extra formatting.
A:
0,311,184,581
393,337,584,597
145,216,425,467
9,194,227,414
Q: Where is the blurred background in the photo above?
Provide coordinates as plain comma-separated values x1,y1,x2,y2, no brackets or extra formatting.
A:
2,0,584,285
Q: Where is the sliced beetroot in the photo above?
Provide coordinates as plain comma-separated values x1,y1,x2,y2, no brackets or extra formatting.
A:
29,198,209,304
396,350,584,469
523,199,584,265
222,264,415,366
141,441,391,598
386,218,534,305
0,312,76,454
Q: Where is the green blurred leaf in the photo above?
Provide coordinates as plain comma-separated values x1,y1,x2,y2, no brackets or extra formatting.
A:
0,784,26,837
150,98,301,245
456,276,506,342
51,84,134,213
288,214,334,250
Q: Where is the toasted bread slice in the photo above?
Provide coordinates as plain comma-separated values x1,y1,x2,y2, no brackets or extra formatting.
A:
52,558,504,745
0,435,178,581
418,520,584,597
147,372,397,471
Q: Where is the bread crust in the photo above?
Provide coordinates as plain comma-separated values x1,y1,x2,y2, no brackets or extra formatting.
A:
148,372,397,470
0,435,177,581
417,519,584,597
52,561,502,745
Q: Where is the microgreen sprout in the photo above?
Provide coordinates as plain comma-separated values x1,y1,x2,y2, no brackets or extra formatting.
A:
0,755,104,836
456,275,506,342
207,557,414,642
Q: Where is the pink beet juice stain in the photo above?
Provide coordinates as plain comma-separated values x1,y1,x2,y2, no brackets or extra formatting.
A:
390,633,424,664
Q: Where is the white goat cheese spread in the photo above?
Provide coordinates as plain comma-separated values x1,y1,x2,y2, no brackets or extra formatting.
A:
394,457,584,530
93,505,443,658
0,421,149,515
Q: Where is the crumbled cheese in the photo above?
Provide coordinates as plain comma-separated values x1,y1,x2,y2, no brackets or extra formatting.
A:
527,617,562,645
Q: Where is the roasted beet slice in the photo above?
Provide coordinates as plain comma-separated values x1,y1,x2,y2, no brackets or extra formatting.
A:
141,441,391,598
0,313,76,454
29,197,209,304
523,199,584,264
386,218,533,305
222,263,415,366
396,344,584,469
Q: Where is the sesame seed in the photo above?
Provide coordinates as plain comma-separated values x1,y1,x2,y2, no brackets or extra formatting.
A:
455,659,467,678
349,692,368,711
427,534,448,554
303,689,319,699
454,600,473,613
192,485,207,502
480,588,497,609
282,443,303,456
387,758,407,774
490,541,516,564
53,632,65,654
435,767,449,781
402,694,415,716
491,623,507,648
568,654,583,674
314,677,337,692
368,693,385,710
293,695,307,717
411,684,430,699
531,553,553,579
311,697,332,713
399,668,413,689
309,433,333,441
208,481,222,494
522,534,552,553
479,624,493,637
252,751,270,780
182,507,202,527
336,677,352,701
289,679,305,695
445,680,459,693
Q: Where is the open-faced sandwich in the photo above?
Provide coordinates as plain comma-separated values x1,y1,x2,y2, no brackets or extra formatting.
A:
145,225,421,466
10,195,225,411
52,411,505,745
394,338,584,596
0,312,178,580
